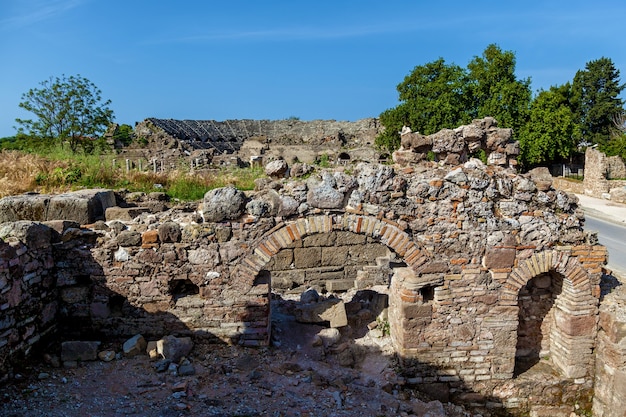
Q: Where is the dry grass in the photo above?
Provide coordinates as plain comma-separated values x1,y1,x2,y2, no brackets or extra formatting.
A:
0,151,71,197
0,150,266,200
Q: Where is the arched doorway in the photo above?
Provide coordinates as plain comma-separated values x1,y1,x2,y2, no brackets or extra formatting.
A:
506,251,600,379
514,271,563,375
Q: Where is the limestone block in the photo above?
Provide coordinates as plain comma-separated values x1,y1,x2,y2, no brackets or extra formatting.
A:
0,221,51,249
265,159,288,179
294,298,348,328
0,189,115,224
123,334,147,357
307,180,344,209
528,167,553,192
326,279,355,292
431,129,464,153
156,335,193,363
105,206,150,221
293,247,321,269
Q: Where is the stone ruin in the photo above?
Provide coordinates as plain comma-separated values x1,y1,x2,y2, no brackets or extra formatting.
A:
393,116,519,168
1,118,624,416
115,117,383,172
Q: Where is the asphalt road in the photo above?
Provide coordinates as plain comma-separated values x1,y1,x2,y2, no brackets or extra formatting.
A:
584,215,626,276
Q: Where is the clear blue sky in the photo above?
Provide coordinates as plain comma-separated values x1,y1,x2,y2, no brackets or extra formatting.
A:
1,0,625,138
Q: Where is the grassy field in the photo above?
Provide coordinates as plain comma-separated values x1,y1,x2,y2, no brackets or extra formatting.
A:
0,148,265,200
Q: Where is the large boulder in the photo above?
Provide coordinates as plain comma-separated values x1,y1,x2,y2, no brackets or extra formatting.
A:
265,159,289,179
307,173,344,209
202,186,246,222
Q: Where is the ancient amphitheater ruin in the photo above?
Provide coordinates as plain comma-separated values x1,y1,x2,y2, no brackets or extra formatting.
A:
1,117,625,416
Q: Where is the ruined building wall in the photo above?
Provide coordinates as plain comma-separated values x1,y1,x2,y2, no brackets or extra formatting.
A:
0,118,615,414
0,222,57,377
582,148,626,200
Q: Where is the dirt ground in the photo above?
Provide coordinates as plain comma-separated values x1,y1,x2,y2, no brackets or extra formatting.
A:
0,297,478,417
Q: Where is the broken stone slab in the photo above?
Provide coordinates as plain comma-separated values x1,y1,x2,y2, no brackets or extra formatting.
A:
105,206,151,221
0,189,115,224
326,279,355,292
123,334,147,357
294,298,348,328
156,335,193,363
61,340,101,362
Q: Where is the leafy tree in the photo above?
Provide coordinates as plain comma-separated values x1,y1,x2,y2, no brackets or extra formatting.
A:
376,58,471,152
466,44,532,134
16,74,114,152
376,45,531,153
571,57,625,148
112,124,135,146
518,83,580,167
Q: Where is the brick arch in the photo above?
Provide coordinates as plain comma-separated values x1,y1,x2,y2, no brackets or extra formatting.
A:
502,250,599,379
235,214,430,293
503,250,595,301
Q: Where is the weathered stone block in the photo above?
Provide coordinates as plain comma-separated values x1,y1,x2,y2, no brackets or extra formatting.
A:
293,247,321,269
61,340,101,362
294,298,348,328
157,221,181,243
105,206,150,221
156,335,193,362
483,246,516,269
321,246,348,267
123,334,147,357
326,279,355,292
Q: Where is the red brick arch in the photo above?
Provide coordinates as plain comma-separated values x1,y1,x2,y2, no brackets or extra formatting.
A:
234,214,430,293
502,250,600,379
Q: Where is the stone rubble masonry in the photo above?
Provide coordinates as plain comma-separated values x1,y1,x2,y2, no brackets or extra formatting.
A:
0,119,615,415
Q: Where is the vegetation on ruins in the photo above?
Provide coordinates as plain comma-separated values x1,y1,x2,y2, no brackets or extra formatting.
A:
377,44,532,153
15,74,114,153
0,147,264,200
377,45,626,169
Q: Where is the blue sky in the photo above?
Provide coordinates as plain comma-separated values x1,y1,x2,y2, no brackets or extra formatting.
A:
1,0,625,138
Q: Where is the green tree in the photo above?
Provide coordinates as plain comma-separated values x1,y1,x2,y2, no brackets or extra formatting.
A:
376,45,531,153
16,74,114,152
518,83,580,167
376,58,471,152
571,57,625,148
112,124,134,146
466,44,532,134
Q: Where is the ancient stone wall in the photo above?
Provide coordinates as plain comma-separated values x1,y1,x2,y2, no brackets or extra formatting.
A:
593,285,626,416
0,222,58,378
0,119,612,415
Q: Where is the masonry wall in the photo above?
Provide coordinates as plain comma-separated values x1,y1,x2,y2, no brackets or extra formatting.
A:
0,222,58,379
